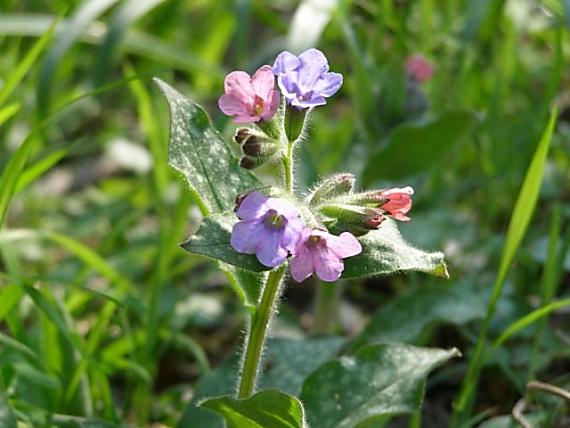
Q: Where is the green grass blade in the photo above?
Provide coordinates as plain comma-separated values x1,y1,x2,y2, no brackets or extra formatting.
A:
93,0,165,85
452,108,558,424
0,103,20,127
37,0,121,115
0,18,57,107
14,148,68,194
492,298,570,348
0,14,225,79
0,134,39,228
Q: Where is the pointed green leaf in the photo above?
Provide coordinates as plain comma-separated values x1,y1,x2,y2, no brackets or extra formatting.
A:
342,218,448,279
178,337,344,428
155,78,265,305
181,213,269,272
363,111,476,183
300,344,460,428
154,78,260,214
199,389,307,428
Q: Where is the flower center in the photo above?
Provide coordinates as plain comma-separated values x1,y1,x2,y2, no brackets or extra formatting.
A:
264,209,285,229
307,234,323,247
253,96,265,116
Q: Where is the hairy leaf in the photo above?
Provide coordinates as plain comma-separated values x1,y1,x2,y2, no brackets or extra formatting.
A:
155,78,259,213
181,214,268,272
199,389,307,428
177,337,344,428
301,344,460,428
342,218,448,279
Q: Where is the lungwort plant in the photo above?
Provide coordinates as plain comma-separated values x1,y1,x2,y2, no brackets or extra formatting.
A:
156,48,458,427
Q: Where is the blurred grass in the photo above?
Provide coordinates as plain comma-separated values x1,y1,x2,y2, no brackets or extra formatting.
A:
0,0,569,426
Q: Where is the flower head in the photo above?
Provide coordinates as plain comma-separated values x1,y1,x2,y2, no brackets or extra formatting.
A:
405,54,434,83
379,187,414,221
218,65,280,123
231,191,304,267
290,229,362,283
272,48,343,109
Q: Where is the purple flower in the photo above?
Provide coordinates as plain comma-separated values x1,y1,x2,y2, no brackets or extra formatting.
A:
272,48,343,109
231,191,304,267
290,228,362,283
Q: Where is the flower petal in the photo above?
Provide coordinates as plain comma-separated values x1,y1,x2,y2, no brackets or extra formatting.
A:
314,247,344,282
296,48,330,93
290,96,326,109
326,232,363,259
231,220,263,254
256,229,288,267
236,191,269,221
280,216,304,252
265,197,300,219
290,246,315,283
224,71,255,105
252,65,276,101
312,72,343,98
260,89,280,121
218,94,246,116
273,51,300,75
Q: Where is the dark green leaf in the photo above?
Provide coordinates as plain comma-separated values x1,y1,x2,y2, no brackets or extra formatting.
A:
363,111,477,183
199,389,307,428
181,214,268,273
154,78,260,214
342,218,448,279
350,281,486,351
301,344,460,428
178,337,344,428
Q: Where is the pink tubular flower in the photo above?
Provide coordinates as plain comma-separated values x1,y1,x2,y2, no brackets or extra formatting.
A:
405,54,434,83
290,229,362,283
380,186,414,222
218,65,280,123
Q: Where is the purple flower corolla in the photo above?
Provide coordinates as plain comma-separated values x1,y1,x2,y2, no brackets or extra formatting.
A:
231,192,304,267
290,228,362,283
272,48,343,109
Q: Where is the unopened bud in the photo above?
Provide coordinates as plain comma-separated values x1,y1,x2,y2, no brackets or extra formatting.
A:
318,204,385,236
234,128,279,166
239,156,257,170
307,173,356,206
234,128,251,145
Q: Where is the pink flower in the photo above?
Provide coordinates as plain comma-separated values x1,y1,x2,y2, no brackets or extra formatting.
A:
405,54,434,83
290,229,362,283
218,65,280,123
380,186,414,222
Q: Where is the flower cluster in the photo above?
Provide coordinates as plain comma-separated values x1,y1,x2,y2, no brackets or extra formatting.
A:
231,191,362,282
218,48,342,123
220,49,415,283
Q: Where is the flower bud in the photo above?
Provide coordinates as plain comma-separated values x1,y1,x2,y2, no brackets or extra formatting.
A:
307,173,356,206
234,128,280,169
318,203,385,236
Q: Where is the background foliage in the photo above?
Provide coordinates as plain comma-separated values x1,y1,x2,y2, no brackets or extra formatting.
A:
0,0,568,426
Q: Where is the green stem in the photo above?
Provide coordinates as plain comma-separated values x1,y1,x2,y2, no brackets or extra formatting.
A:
238,265,286,398
282,141,294,193
313,281,340,333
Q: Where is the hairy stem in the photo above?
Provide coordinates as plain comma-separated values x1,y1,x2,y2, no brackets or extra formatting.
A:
238,265,286,398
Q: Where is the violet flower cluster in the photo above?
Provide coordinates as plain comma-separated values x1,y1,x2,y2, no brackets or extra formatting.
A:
218,48,342,123
219,48,415,283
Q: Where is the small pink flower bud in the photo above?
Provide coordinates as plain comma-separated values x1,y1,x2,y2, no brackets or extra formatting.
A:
379,186,414,222
405,54,434,83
